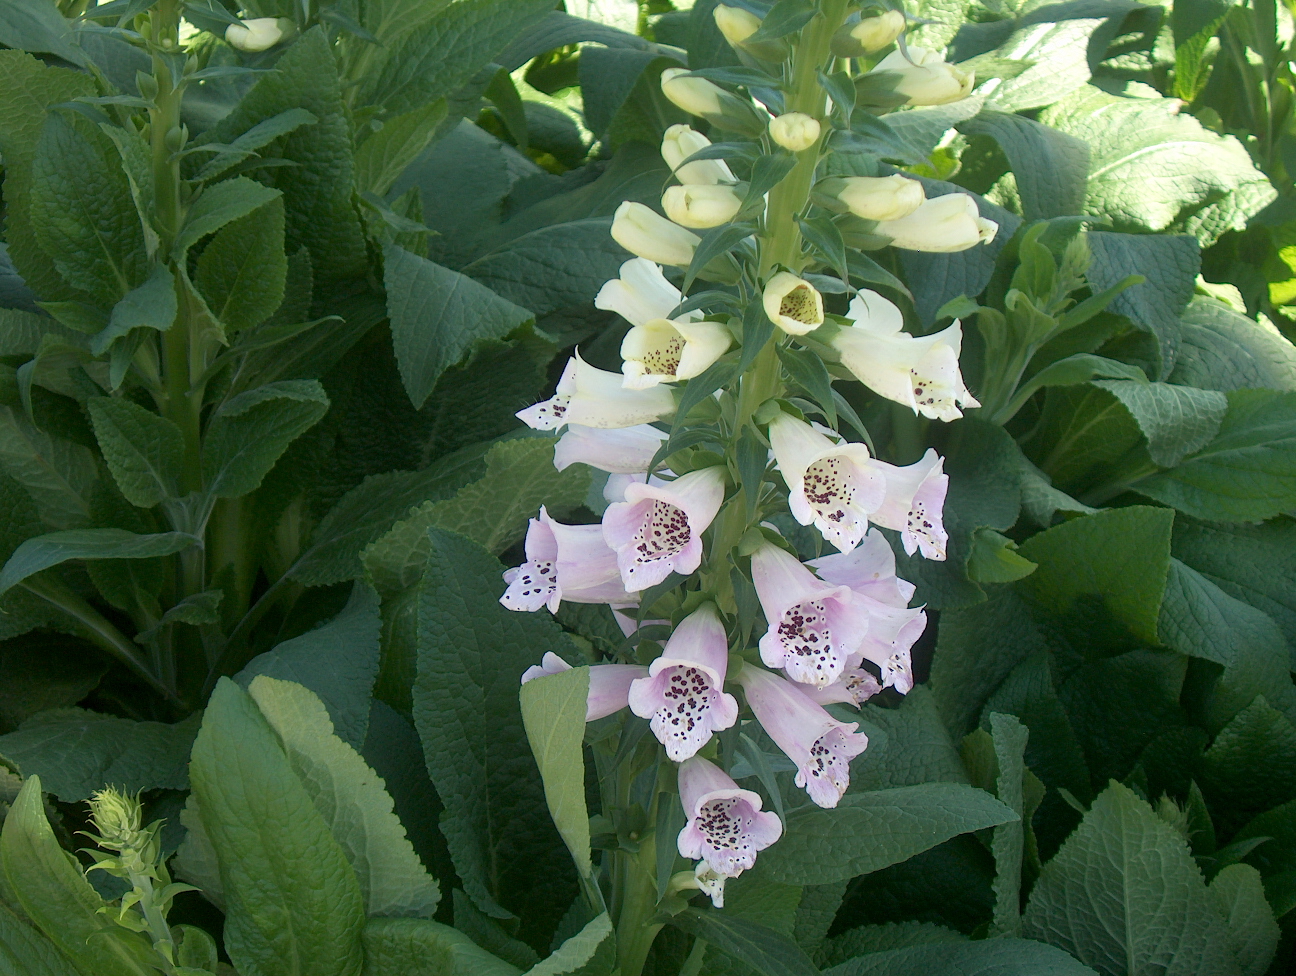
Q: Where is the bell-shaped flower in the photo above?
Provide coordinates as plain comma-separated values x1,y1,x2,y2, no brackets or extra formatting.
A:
517,354,675,431
750,543,871,687
226,17,294,52
612,202,701,268
660,68,766,135
768,412,886,552
628,604,739,760
807,528,915,608
691,863,728,908
769,113,821,153
676,756,783,877
867,449,950,561
621,317,733,389
736,665,869,808
762,272,824,335
713,4,761,47
801,669,884,707
596,257,695,328
832,10,907,56
521,653,650,721
663,183,745,229
554,424,667,474
602,466,727,590
830,290,979,422
502,506,634,613
874,193,998,253
661,125,736,185
865,46,975,106
818,174,925,221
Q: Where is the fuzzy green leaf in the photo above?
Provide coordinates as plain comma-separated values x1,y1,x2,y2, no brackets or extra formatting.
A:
520,667,592,879
0,528,198,598
87,397,184,508
202,380,330,498
195,195,287,333
360,917,521,976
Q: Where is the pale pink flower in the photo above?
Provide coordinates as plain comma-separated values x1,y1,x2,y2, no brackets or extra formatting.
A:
520,653,648,721
865,449,950,560
516,353,674,430
553,424,667,474
768,412,886,552
676,757,782,877
602,466,727,591
628,604,738,760
736,665,869,808
750,543,871,688
501,506,633,613
801,669,884,707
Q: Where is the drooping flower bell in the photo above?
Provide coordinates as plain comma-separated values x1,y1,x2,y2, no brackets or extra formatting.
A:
676,757,783,877
502,506,633,613
662,184,745,229
521,652,649,721
862,46,975,106
874,192,998,253
817,174,925,221
602,466,727,590
661,126,736,185
611,202,701,267
768,412,886,552
866,449,950,560
750,542,871,688
762,272,824,335
226,17,295,52
736,664,869,808
769,113,821,153
628,603,739,760
831,10,907,56
517,353,675,430
554,424,667,474
830,290,979,422
660,68,766,135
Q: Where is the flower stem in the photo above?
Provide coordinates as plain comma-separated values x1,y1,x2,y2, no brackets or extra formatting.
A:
615,833,663,976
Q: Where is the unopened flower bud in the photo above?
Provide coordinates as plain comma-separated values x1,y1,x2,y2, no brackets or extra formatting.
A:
225,17,295,53
661,125,735,185
818,174,925,221
612,201,700,267
768,113,821,152
660,68,767,135
762,272,824,335
662,183,745,229
874,193,998,252
88,788,143,851
714,5,761,46
831,10,906,57
860,47,974,106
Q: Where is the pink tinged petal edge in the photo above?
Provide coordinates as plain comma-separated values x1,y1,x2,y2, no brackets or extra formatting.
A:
586,664,650,720
676,757,782,877
500,514,561,611
809,529,914,607
553,424,668,474
737,666,869,809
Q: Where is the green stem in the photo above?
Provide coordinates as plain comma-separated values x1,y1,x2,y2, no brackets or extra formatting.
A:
615,834,663,976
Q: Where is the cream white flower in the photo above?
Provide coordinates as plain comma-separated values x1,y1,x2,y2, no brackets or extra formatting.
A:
660,67,727,117
768,413,886,552
875,192,998,253
866,46,974,106
662,184,744,229
762,272,823,335
225,17,294,52
661,125,735,185
831,175,925,221
611,202,700,267
713,5,761,47
850,10,906,52
769,113,821,153
516,354,675,430
830,290,979,422
621,318,732,388
596,258,694,329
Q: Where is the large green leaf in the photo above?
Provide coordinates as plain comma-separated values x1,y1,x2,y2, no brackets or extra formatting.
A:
818,921,966,967
354,101,448,197
669,910,817,976
1135,389,1296,521
980,16,1108,113
1039,85,1275,246
1170,298,1296,393
172,176,282,257
959,112,1088,220
987,713,1029,938
189,679,366,976
853,686,968,791
0,707,198,802
0,777,156,976
525,913,614,976
0,528,198,599
1022,781,1242,976
1092,380,1227,468
0,406,97,529
519,667,591,879
360,917,522,976
0,0,87,67
757,783,1017,885
1016,506,1174,644
361,0,555,116
195,195,288,333
363,436,587,593
1199,697,1296,833
411,528,578,938
202,380,330,497
248,676,440,919
29,112,148,305
237,583,382,750
0,52,95,303
205,28,367,280
383,244,534,410
86,397,184,508
0,900,79,976
823,938,1100,976
1208,864,1280,976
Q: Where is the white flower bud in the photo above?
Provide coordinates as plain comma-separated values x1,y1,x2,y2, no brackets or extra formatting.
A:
714,5,762,46
225,17,294,53
865,47,974,106
662,184,745,229
762,272,824,335
768,113,821,152
851,11,906,53
874,193,998,253
661,125,735,185
612,202,701,268
834,175,925,221
660,67,766,135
